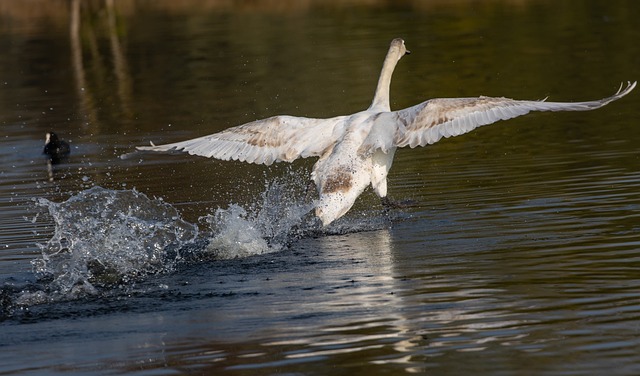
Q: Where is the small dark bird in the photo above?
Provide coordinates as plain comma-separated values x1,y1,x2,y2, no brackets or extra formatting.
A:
43,132,70,164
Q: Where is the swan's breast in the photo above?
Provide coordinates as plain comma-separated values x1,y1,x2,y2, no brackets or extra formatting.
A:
322,166,355,194
314,159,373,226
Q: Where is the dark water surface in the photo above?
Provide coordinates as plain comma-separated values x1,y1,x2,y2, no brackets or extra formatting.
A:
2,1,640,374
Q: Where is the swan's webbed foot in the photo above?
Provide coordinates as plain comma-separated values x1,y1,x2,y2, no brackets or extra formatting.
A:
381,196,419,210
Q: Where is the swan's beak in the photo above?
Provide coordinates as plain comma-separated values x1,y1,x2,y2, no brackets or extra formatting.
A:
405,50,411,55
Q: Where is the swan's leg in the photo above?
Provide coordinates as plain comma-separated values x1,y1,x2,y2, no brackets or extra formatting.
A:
370,149,394,197
370,148,417,209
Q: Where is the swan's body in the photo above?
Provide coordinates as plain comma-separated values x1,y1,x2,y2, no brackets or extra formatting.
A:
137,38,636,226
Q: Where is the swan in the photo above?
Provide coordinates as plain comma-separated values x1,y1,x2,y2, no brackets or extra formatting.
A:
137,38,636,227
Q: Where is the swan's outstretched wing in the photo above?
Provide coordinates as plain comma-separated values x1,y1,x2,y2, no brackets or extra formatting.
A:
393,81,636,148
137,115,347,165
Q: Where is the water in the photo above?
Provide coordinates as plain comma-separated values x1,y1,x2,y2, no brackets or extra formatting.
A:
2,0,640,374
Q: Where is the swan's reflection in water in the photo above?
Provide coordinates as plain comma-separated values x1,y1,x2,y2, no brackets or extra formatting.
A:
163,227,530,373
260,229,424,367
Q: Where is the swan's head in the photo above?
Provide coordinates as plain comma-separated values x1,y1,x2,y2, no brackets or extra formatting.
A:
390,38,410,58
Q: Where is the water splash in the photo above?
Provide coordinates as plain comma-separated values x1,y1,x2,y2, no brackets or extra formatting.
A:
8,171,394,311
29,187,198,301
199,174,396,257
203,204,275,259
12,176,313,305
202,175,316,259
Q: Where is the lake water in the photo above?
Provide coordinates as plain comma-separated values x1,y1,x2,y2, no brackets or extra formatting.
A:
2,0,640,374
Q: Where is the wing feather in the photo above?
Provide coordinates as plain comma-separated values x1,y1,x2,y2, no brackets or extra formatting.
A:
394,81,636,148
137,115,347,165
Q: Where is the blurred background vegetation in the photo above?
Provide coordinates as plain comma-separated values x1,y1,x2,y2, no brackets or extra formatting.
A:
1,0,637,133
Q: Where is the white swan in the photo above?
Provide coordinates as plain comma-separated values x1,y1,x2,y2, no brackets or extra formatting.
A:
137,38,636,227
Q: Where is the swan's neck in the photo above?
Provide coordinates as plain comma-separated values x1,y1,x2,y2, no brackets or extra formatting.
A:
368,47,402,112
